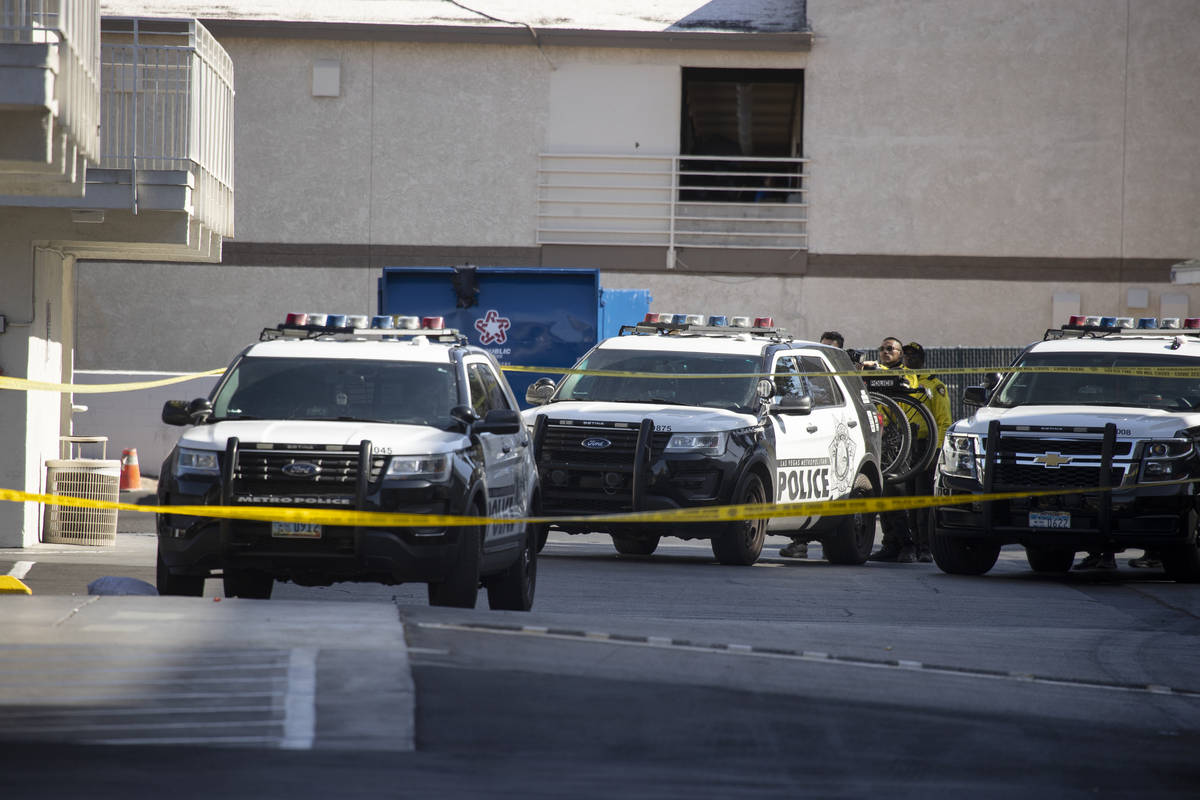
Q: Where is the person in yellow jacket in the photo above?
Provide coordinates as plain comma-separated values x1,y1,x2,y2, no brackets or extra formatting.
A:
902,342,952,562
865,337,920,563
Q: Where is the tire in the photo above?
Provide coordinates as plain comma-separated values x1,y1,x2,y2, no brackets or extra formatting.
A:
1025,547,1075,574
486,524,538,611
156,547,204,597
534,523,550,553
1162,508,1200,583
711,472,767,566
822,473,878,565
930,527,1001,575
612,534,660,556
884,394,938,485
223,567,274,599
428,504,482,608
869,392,912,484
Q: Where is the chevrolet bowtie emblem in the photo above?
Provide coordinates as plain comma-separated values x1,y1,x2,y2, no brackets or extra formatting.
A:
1034,452,1072,468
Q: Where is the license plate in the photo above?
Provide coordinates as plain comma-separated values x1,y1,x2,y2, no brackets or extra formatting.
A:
271,522,322,538
1029,511,1070,529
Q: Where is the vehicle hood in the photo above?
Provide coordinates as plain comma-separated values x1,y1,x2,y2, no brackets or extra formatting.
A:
955,405,1198,439
522,401,756,431
177,420,469,455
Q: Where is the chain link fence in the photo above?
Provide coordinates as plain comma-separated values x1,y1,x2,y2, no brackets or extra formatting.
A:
923,346,1027,422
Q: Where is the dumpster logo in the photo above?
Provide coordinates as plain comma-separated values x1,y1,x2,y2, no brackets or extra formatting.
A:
474,309,511,345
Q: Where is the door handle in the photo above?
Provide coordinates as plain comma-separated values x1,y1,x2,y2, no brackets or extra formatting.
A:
806,425,818,434
847,420,858,428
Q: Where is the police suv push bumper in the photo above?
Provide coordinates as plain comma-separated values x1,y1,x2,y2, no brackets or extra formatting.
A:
937,408,1199,549
530,405,768,537
159,436,476,585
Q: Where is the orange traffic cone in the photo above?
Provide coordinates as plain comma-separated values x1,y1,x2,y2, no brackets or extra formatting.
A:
120,448,142,490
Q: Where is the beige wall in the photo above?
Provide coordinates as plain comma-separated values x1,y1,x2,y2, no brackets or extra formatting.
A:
804,0,1200,261
599,270,1199,349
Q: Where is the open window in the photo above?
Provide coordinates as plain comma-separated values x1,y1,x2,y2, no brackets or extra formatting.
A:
680,68,804,202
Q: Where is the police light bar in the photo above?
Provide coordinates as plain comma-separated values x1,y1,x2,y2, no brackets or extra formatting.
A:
730,316,752,328
394,316,420,330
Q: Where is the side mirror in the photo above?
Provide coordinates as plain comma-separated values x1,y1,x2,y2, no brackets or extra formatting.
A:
525,377,557,406
773,394,813,415
162,400,191,426
450,405,480,427
963,386,988,408
474,408,521,435
163,398,211,425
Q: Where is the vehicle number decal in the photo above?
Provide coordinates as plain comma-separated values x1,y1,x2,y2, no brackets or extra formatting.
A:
654,424,672,432
372,446,392,455
486,492,520,539
777,466,832,501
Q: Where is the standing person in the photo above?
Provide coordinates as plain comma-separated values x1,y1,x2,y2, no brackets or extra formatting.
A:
780,330,847,560
866,337,919,563
902,342,952,563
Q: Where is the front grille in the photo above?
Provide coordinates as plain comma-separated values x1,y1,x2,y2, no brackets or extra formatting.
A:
993,463,1126,490
233,445,385,492
996,437,1133,457
541,423,640,464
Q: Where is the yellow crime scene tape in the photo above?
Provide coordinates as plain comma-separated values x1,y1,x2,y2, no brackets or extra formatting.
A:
0,369,225,394
3,480,1196,529
5,364,1200,396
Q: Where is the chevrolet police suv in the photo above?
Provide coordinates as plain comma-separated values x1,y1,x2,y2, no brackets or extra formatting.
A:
155,315,540,609
934,322,1200,582
522,315,883,565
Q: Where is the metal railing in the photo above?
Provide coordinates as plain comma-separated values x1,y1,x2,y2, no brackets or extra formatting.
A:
0,0,101,161
537,153,808,253
100,18,234,237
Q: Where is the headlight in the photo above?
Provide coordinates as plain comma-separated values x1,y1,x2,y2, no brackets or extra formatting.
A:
664,431,728,456
941,434,980,479
385,453,451,481
1138,439,1192,481
176,447,219,477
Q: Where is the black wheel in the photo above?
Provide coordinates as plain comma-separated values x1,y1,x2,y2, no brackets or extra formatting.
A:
223,568,274,599
486,524,537,611
612,534,660,555
428,503,482,608
884,393,938,484
822,473,878,565
534,523,550,553
156,546,204,597
930,527,1001,575
1025,547,1075,574
711,472,767,566
869,392,912,484
1162,508,1200,583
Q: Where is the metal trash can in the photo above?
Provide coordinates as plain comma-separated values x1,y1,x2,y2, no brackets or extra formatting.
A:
43,436,120,546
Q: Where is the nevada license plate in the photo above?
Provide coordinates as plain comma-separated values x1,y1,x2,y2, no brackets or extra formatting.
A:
1029,511,1070,529
271,522,322,538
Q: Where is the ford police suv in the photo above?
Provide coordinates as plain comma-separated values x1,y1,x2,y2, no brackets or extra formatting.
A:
522,314,883,565
155,314,540,609
934,322,1200,582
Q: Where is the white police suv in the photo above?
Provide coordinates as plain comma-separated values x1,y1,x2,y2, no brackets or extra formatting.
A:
522,314,883,565
155,314,539,609
935,319,1200,582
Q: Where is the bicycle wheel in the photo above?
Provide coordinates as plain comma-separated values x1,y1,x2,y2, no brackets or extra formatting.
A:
885,393,939,484
869,392,911,482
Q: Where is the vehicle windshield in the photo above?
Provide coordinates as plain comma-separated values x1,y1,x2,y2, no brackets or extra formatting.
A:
210,356,458,426
992,351,1200,411
554,348,761,412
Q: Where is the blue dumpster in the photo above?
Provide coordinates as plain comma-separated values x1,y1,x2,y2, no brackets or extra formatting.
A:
379,266,651,407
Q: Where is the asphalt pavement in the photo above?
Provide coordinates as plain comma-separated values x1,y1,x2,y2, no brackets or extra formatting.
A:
0,481,416,752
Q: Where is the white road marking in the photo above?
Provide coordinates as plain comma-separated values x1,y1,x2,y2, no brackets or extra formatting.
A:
281,647,317,750
417,621,1200,700
8,561,34,580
